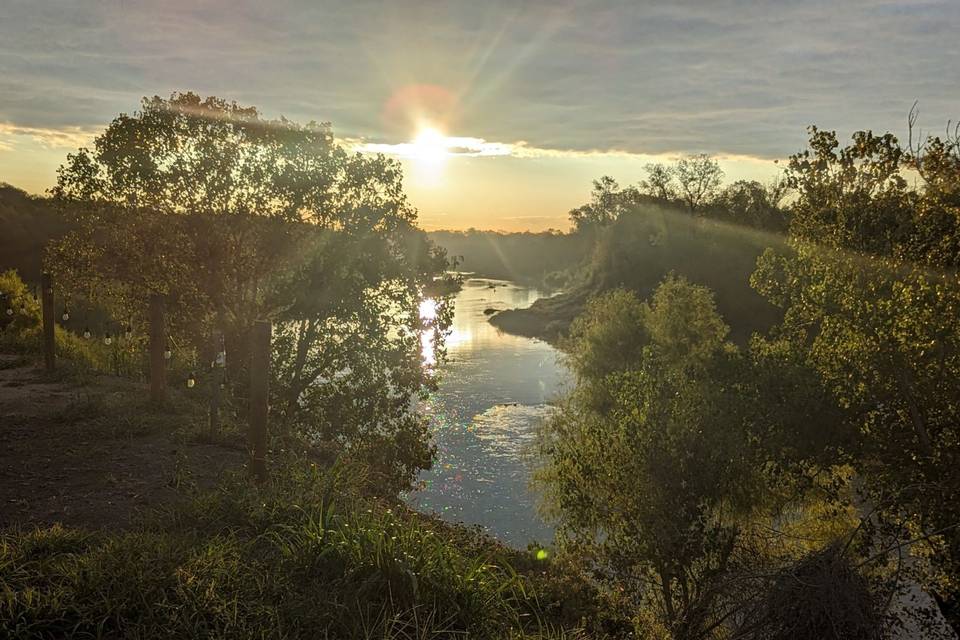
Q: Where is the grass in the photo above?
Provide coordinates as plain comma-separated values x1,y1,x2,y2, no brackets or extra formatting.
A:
0,345,629,640
0,357,622,638
0,461,617,639
0,355,30,370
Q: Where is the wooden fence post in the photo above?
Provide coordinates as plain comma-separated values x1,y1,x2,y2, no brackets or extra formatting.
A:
149,294,166,404
249,320,271,482
41,272,55,372
209,331,224,437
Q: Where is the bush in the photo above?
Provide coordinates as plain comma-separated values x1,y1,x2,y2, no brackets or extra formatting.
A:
0,269,105,372
742,543,883,640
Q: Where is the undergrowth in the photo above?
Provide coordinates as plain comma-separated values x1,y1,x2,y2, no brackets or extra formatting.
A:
0,460,621,639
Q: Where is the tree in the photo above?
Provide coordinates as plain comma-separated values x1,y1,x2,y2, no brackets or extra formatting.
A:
539,276,847,639
568,176,642,233
674,154,724,214
271,227,453,493
48,92,453,493
640,162,676,201
51,92,407,227
751,124,960,624
559,288,649,411
712,180,789,231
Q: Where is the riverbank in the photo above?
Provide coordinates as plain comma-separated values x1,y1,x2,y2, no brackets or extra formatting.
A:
488,288,586,344
0,354,246,529
0,352,626,638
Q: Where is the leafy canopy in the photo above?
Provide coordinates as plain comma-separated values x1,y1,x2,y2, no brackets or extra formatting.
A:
752,122,960,617
48,92,453,494
540,276,847,638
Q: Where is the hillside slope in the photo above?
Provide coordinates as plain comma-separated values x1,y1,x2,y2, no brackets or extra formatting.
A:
0,184,70,282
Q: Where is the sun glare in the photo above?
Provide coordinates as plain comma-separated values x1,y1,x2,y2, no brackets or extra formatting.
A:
419,298,438,321
410,127,450,165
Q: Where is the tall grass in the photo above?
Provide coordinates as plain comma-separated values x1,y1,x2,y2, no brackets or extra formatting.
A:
0,461,608,639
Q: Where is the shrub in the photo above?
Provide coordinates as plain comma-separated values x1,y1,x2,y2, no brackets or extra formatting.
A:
742,543,883,639
0,269,105,372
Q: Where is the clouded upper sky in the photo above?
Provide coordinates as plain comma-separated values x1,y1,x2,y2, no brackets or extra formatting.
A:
1,0,956,230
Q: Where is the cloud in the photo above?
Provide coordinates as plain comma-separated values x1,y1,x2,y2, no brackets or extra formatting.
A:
0,123,96,150
351,134,676,160
351,133,778,168
356,135,515,158
0,0,957,160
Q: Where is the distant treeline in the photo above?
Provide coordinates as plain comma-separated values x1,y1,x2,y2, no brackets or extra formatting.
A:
489,203,786,343
0,183,71,283
427,229,591,287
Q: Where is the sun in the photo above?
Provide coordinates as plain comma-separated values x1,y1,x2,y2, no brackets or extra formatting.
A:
409,126,450,165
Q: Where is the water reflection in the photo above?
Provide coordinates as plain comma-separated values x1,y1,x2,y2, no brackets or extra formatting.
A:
419,298,438,321
407,277,570,547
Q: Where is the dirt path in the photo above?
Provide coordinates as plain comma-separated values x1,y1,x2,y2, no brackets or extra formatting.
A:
0,354,245,530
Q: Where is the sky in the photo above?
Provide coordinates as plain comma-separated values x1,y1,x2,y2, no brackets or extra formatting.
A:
0,0,957,231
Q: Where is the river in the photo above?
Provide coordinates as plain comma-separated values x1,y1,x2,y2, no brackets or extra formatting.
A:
406,277,570,548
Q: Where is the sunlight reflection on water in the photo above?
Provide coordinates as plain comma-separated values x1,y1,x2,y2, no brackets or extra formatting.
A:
405,277,570,548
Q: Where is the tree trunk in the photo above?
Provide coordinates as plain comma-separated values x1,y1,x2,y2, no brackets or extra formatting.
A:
284,318,317,431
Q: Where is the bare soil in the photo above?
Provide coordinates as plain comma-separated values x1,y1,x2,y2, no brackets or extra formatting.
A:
0,354,245,530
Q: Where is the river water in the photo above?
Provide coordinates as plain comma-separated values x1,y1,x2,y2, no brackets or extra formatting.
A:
406,277,570,548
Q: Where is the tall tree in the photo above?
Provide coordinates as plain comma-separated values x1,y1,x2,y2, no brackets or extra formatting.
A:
539,276,846,638
640,162,677,201
674,154,724,214
568,176,643,233
49,92,453,492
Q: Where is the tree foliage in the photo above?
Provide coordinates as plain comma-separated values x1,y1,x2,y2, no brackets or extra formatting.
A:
674,154,725,214
710,179,790,232
539,276,849,638
48,92,453,493
52,93,409,228
640,163,676,201
752,123,960,622
569,176,644,233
